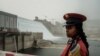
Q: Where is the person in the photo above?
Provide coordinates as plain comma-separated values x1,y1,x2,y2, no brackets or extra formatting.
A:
61,13,89,56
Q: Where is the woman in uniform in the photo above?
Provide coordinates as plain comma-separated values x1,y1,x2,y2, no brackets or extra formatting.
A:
61,13,89,56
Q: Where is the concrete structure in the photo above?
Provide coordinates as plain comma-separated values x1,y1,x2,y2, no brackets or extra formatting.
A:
17,17,54,40
34,18,66,37
0,11,53,52
0,32,43,51
0,11,17,30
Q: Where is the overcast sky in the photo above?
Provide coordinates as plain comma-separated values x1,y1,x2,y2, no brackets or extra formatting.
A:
0,0,100,22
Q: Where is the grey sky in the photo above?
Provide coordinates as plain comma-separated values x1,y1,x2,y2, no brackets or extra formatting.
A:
0,0,100,22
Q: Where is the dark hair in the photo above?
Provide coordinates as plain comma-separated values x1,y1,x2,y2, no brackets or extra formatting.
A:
75,23,89,55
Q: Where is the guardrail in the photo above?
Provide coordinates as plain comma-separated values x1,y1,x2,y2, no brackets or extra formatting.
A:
0,50,37,56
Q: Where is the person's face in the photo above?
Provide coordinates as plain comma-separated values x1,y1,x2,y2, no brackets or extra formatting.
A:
66,25,77,38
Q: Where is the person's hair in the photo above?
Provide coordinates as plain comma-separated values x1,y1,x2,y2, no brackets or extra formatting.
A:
75,23,89,55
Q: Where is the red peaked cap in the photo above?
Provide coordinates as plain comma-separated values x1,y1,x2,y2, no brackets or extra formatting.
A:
63,13,87,22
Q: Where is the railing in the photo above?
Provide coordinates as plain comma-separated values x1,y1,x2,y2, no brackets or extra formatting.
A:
0,50,37,56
